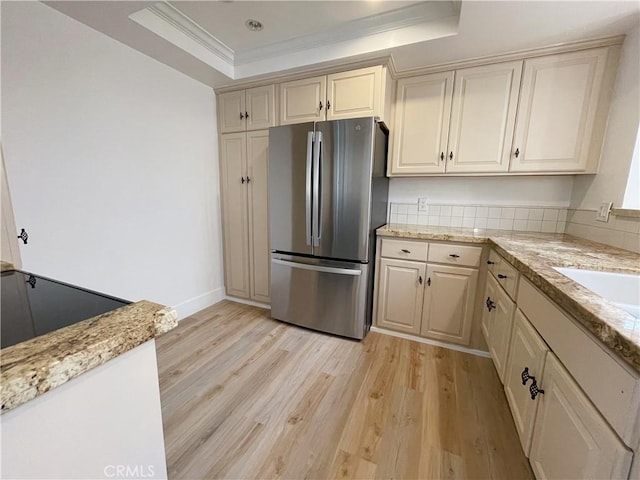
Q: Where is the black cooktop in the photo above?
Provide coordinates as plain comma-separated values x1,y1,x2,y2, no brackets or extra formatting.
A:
1,270,130,349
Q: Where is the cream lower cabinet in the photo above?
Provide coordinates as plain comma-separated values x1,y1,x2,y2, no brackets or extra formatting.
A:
483,274,516,382
421,263,478,345
529,353,632,479
219,130,270,303
375,238,480,347
503,309,549,456
376,258,426,335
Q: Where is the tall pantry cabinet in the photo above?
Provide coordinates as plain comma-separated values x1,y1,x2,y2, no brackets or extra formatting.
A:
218,86,275,303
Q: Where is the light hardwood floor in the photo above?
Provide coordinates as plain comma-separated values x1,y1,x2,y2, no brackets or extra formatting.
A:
156,300,534,479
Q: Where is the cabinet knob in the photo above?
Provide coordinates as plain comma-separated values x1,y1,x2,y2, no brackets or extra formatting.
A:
449,151,454,161
17,228,28,245
419,276,423,285
327,100,331,110
529,379,545,400
487,260,495,265
427,277,431,287
319,101,323,111
440,152,444,161
521,367,531,385
240,112,244,120
514,148,520,158
449,253,460,258
401,249,411,254
486,296,496,312
241,176,246,184
497,273,508,279
246,176,251,183
245,111,249,119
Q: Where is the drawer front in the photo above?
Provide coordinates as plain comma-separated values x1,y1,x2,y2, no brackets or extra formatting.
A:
428,243,482,267
488,250,519,300
380,239,428,262
517,278,639,445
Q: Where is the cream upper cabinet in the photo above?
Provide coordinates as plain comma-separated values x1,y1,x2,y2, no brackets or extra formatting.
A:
529,353,632,479
510,48,609,173
503,309,549,456
390,72,453,175
446,61,523,173
219,86,276,134
279,76,326,125
279,66,391,126
420,263,478,345
219,130,270,303
326,66,382,121
376,257,425,335
219,133,250,298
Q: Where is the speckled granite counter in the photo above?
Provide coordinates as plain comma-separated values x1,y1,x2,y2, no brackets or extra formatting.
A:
377,224,640,373
0,299,177,413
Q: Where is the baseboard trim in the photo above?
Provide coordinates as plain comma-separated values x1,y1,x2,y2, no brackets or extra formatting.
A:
225,296,271,310
370,326,491,358
172,287,225,320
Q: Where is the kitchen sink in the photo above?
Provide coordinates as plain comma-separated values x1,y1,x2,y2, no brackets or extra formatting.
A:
553,267,640,319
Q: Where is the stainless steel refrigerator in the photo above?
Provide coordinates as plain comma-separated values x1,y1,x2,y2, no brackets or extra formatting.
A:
268,117,388,339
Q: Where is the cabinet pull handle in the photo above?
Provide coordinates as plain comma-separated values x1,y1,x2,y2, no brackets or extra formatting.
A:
514,148,520,158
319,101,323,111
427,277,431,287
246,176,251,183
487,260,495,265
240,112,244,120
401,249,411,254
449,151,454,161
245,111,249,119
529,378,545,400
327,100,331,110
486,296,496,312
497,273,508,279
521,367,531,385
241,177,246,184
17,228,28,245
449,253,460,258
440,152,444,161
419,276,423,285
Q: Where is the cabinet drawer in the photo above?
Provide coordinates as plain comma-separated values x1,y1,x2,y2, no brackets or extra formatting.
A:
380,239,428,262
428,243,481,267
488,250,519,300
517,278,640,445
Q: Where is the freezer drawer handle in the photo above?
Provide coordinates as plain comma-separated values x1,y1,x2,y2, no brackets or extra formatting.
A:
272,259,362,276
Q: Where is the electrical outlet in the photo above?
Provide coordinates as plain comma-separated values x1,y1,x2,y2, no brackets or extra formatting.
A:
595,201,613,222
418,198,428,212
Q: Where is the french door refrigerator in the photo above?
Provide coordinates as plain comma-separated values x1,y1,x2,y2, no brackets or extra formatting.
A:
268,117,388,339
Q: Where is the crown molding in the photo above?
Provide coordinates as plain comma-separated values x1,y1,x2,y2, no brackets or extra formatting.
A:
233,2,458,65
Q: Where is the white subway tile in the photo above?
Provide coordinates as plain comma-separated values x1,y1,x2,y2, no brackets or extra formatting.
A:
614,216,640,234
541,220,557,233
487,218,501,229
558,209,568,222
417,214,429,226
391,204,398,214
430,205,441,216
407,214,418,225
463,206,477,218
474,217,488,229
515,208,529,220
428,215,440,226
462,217,475,228
441,205,452,217
407,204,418,215
398,204,408,214
476,206,489,218
440,216,451,227
556,221,566,233
623,232,640,253
501,208,516,220
543,209,559,222
397,213,408,224
527,220,542,232
451,216,463,227
514,219,528,231
488,207,502,219
390,213,398,223
528,209,544,221
452,206,464,217
500,218,514,230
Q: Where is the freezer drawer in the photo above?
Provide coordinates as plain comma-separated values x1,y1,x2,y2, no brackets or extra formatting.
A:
270,255,369,339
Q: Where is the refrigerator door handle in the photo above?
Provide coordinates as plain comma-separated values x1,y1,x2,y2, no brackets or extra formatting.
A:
272,259,362,276
305,131,314,246
312,131,323,247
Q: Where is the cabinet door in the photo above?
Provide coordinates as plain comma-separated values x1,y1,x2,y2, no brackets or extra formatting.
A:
279,76,326,125
220,133,250,298
487,281,515,382
326,66,381,121
529,353,632,479
390,72,453,175
246,85,275,131
504,309,549,456
420,264,478,346
219,91,246,134
481,273,498,341
246,131,270,303
446,61,522,173
376,258,425,335
510,48,608,172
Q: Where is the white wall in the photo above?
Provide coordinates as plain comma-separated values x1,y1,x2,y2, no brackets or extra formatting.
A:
571,25,640,210
389,175,575,206
1,2,224,318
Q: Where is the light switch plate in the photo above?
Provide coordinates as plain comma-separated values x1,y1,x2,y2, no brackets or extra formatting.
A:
596,201,613,222
418,198,428,212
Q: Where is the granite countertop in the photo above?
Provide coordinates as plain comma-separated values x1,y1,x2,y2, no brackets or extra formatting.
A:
0,300,177,413
377,224,640,373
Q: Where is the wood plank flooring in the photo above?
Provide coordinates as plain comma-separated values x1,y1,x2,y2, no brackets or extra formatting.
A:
156,300,533,479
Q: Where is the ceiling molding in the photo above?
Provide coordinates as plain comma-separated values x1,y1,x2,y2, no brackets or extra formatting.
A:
233,2,458,65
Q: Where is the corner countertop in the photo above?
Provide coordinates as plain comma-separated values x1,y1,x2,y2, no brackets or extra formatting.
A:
377,224,640,373
0,299,178,413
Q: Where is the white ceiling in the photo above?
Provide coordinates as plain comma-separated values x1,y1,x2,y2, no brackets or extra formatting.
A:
44,1,639,89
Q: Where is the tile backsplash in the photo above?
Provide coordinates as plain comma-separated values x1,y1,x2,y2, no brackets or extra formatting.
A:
388,202,567,234
566,209,640,253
